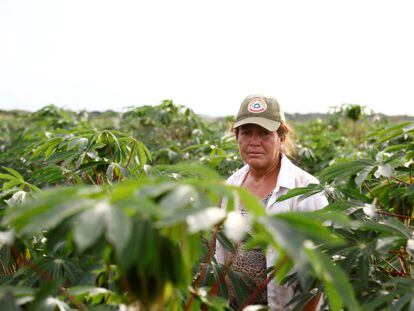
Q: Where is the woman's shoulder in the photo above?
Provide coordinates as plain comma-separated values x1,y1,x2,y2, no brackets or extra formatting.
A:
281,155,320,187
281,156,328,211
226,164,249,186
293,165,320,186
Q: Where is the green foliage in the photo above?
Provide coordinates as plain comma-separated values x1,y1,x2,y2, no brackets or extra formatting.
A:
0,103,413,310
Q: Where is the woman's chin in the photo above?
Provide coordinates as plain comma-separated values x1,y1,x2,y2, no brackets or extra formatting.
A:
246,159,267,169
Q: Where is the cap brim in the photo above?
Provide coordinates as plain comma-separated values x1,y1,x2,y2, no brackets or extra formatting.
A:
233,117,281,132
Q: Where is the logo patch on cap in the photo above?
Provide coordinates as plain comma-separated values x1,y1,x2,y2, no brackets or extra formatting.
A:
247,98,267,113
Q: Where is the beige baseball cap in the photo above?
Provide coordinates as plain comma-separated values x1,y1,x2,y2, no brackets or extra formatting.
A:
233,95,286,131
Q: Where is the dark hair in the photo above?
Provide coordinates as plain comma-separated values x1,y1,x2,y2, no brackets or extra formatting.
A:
231,122,297,158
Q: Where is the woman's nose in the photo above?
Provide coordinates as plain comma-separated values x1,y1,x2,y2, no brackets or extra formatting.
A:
249,135,261,145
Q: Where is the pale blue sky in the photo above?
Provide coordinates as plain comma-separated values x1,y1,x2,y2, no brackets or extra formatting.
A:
1,0,414,116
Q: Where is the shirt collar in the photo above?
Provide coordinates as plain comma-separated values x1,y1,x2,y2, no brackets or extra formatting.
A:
233,154,296,190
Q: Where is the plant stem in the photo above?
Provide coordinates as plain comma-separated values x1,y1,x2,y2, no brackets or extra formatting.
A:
375,210,414,220
126,141,136,168
363,182,385,209
184,225,220,311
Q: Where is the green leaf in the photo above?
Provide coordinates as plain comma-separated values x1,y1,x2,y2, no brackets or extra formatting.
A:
66,286,113,300
3,188,91,235
324,282,343,311
0,173,19,182
276,212,344,245
159,184,198,211
29,278,63,311
118,218,146,270
319,159,375,183
216,231,235,253
304,244,361,311
226,268,253,305
391,293,412,310
73,202,107,252
362,218,411,239
105,206,132,258
210,262,229,298
136,141,149,165
233,187,266,216
355,166,374,187
257,217,307,266
361,290,404,311
1,177,21,190
276,184,324,202
0,289,20,311
159,162,221,180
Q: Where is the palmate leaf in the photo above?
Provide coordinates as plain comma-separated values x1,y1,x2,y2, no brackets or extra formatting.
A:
276,183,325,202
105,205,132,258
391,293,413,311
158,162,221,180
304,243,361,311
232,186,266,216
98,130,122,162
43,151,80,165
365,122,411,140
1,167,24,182
0,289,22,310
106,163,128,182
361,218,412,239
360,289,405,310
30,165,66,185
226,268,255,306
210,261,229,298
66,286,117,304
119,137,152,166
73,205,106,253
375,123,413,145
0,176,21,190
275,212,345,246
27,137,63,161
257,217,309,268
318,159,376,183
117,218,147,270
2,187,93,235
29,278,63,311
73,200,132,255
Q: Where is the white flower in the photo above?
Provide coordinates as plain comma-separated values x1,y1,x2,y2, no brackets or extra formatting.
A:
44,297,70,311
374,164,394,178
5,190,27,207
303,240,315,249
243,306,266,311
224,211,248,243
0,230,14,247
407,239,414,257
404,159,414,168
95,200,111,214
375,151,392,162
363,203,376,217
186,207,226,233
332,254,346,261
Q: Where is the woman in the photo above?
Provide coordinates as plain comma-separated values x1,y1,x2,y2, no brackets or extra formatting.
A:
216,95,328,310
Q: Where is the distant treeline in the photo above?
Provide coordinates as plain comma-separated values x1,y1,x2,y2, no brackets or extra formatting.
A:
1,107,414,123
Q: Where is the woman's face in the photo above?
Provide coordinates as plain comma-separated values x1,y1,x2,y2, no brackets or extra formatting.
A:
237,123,281,170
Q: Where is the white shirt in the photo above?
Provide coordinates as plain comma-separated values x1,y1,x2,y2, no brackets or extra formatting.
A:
216,154,328,310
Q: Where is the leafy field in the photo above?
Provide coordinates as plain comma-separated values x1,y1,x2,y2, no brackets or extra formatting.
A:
0,102,413,310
